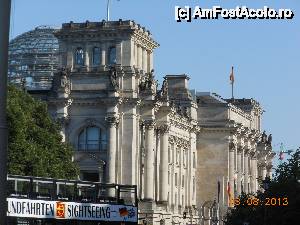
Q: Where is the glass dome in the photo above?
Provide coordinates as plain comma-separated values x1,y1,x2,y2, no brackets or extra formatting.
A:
8,26,59,90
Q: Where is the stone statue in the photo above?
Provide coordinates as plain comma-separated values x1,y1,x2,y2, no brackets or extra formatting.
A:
146,69,155,89
139,69,155,92
109,66,119,89
267,134,272,145
53,67,71,94
261,131,267,143
161,78,168,96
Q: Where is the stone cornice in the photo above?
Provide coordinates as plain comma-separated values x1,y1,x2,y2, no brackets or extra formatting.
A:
48,98,73,106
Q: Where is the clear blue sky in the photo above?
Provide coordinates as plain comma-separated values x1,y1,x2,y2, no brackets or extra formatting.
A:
10,0,300,164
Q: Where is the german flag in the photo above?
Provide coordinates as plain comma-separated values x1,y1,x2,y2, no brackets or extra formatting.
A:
229,66,234,84
119,207,129,217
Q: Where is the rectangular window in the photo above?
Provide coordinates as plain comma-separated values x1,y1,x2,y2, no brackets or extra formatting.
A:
168,146,171,163
182,175,184,187
175,173,178,186
92,47,101,65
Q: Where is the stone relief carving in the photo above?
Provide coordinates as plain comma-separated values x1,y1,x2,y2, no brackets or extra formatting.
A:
85,118,97,127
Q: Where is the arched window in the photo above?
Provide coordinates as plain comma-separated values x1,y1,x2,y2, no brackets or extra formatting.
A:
92,47,101,65
75,47,84,65
108,46,116,65
78,126,107,151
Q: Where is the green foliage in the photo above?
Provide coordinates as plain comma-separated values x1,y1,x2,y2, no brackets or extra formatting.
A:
225,149,300,225
7,85,79,179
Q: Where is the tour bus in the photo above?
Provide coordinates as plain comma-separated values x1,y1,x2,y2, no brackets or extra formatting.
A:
6,175,138,225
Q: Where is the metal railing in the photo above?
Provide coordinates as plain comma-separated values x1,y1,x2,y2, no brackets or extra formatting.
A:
7,174,138,207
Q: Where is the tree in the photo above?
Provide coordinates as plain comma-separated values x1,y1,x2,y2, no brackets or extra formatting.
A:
225,149,300,225
7,85,78,179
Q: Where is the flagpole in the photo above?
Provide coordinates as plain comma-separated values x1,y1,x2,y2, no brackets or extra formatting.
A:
107,0,111,21
231,82,234,99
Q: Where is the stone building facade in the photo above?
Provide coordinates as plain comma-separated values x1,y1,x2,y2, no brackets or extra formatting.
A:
195,92,275,224
28,20,275,225
44,20,199,224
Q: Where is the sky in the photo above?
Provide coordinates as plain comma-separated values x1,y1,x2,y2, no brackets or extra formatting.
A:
10,0,300,165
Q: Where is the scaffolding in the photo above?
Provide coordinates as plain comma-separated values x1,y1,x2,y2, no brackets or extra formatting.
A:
8,26,59,90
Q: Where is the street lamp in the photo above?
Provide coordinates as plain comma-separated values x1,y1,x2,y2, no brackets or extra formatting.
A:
0,0,11,224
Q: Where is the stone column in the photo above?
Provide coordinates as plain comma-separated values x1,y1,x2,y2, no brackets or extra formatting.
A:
261,163,267,180
135,44,138,67
105,116,118,184
85,45,89,70
236,147,242,195
148,51,153,72
144,120,155,200
101,44,106,66
250,155,257,193
228,142,235,204
137,45,143,70
142,49,148,72
159,125,169,203
243,151,249,193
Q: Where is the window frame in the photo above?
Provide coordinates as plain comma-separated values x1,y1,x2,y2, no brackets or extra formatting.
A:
78,126,107,151
75,47,84,66
92,47,101,66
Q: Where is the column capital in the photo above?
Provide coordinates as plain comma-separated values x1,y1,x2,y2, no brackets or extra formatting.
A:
144,120,156,129
157,124,170,134
229,141,236,152
105,116,119,127
237,146,244,154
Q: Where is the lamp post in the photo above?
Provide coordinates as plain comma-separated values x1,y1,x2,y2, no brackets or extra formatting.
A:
0,0,11,224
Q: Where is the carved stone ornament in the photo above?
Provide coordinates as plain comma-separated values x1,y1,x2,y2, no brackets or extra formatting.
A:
229,142,236,151
158,124,170,134
105,116,119,127
85,118,97,127
170,135,190,149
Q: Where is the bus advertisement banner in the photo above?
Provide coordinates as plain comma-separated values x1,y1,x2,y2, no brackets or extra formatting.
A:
7,198,137,222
